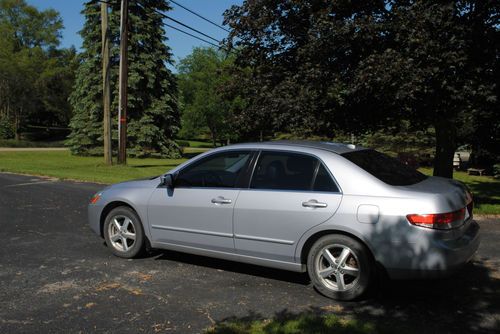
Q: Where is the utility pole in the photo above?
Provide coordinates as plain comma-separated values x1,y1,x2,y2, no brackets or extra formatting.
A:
117,0,129,164
101,1,112,165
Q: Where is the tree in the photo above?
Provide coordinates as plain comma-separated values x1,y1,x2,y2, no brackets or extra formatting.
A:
68,0,180,158
0,0,70,140
177,47,240,146
224,0,499,178
349,1,499,177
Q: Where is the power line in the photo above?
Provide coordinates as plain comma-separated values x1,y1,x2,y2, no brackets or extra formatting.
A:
133,0,225,48
164,22,220,48
99,0,227,50
160,12,220,43
170,0,230,33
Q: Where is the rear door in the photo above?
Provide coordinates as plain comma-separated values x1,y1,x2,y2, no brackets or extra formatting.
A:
233,151,342,263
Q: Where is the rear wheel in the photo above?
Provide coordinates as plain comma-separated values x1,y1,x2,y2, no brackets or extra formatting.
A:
103,206,145,258
307,234,373,300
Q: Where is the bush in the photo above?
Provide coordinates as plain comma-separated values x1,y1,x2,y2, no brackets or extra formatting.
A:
494,164,500,179
0,117,14,139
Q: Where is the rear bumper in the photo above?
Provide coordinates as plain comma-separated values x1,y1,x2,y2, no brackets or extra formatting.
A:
385,220,480,279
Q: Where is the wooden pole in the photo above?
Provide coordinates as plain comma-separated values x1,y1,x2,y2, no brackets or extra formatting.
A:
117,0,128,164
101,2,112,165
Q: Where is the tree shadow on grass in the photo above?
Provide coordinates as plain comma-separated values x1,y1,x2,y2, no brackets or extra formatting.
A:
466,178,500,205
207,308,378,334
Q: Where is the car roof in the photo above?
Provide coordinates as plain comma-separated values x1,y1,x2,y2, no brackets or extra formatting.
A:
225,140,367,155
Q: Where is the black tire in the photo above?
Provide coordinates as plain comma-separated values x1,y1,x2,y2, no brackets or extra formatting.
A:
103,206,145,258
307,234,373,301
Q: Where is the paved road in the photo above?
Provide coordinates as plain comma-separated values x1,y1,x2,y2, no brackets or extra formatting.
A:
0,173,499,333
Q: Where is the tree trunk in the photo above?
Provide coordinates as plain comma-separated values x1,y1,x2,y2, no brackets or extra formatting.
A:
433,120,456,178
14,108,20,141
210,128,217,148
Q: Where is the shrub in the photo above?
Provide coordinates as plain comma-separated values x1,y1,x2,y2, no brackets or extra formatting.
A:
494,164,500,179
0,117,14,139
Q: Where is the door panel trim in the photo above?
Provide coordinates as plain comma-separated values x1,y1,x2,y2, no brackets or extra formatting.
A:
151,224,233,238
234,234,295,245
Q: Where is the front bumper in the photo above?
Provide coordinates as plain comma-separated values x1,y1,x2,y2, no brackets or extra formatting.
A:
88,203,105,237
385,220,480,279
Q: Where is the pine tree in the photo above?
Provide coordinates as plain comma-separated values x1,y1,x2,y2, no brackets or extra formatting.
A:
68,0,180,158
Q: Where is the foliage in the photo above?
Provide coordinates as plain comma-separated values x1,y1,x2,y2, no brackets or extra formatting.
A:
177,47,242,146
0,0,74,139
68,0,180,158
494,164,500,179
0,115,14,139
224,0,499,178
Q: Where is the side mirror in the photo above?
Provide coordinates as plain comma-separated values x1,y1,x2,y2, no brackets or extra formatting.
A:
160,174,174,188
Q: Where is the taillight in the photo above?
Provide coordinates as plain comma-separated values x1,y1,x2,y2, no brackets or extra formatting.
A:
407,208,466,229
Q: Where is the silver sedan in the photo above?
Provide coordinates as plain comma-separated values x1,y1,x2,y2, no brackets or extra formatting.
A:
88,141,479,300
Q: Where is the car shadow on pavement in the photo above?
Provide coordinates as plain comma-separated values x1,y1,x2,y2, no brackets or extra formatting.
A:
211,259,500,333
151,249,311,285
153,247,499,333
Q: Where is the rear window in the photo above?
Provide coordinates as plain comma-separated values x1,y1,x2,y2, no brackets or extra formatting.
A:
341,149,427,186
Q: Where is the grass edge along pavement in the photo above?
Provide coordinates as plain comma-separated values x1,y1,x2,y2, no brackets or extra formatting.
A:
0,150,498,214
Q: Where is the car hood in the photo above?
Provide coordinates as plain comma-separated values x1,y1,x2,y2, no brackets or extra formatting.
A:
106,176,161,190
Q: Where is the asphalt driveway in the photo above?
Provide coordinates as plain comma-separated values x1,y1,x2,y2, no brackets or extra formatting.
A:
0,173,499,333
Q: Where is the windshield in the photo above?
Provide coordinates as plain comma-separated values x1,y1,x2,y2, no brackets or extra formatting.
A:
341,149,427,186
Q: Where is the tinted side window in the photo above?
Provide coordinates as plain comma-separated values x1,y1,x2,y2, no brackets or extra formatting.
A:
175,151,251,188
250,152,318,191
313,164,339,192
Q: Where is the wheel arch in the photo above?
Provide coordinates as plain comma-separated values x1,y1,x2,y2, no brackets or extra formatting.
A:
99,201,139,238
299,229,377,266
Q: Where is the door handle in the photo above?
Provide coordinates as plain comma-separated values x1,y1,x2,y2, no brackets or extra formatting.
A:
302,199,327,208
211,196,232,205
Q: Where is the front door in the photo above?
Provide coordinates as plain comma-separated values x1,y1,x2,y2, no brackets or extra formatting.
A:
148,150,253,253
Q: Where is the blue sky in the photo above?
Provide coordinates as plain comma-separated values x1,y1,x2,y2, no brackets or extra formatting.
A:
26,0,242,68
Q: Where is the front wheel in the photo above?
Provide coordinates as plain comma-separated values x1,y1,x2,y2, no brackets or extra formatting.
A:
307,234,373,301
103,206,145,258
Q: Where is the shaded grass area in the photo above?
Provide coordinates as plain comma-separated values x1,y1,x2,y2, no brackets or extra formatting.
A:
0,139,66,148
420,168,500,215
183,140,214,148
0,151,186,184
206,309,406,334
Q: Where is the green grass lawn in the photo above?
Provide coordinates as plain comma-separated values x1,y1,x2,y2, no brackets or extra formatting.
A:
0,151,186,184
0,151,497,214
